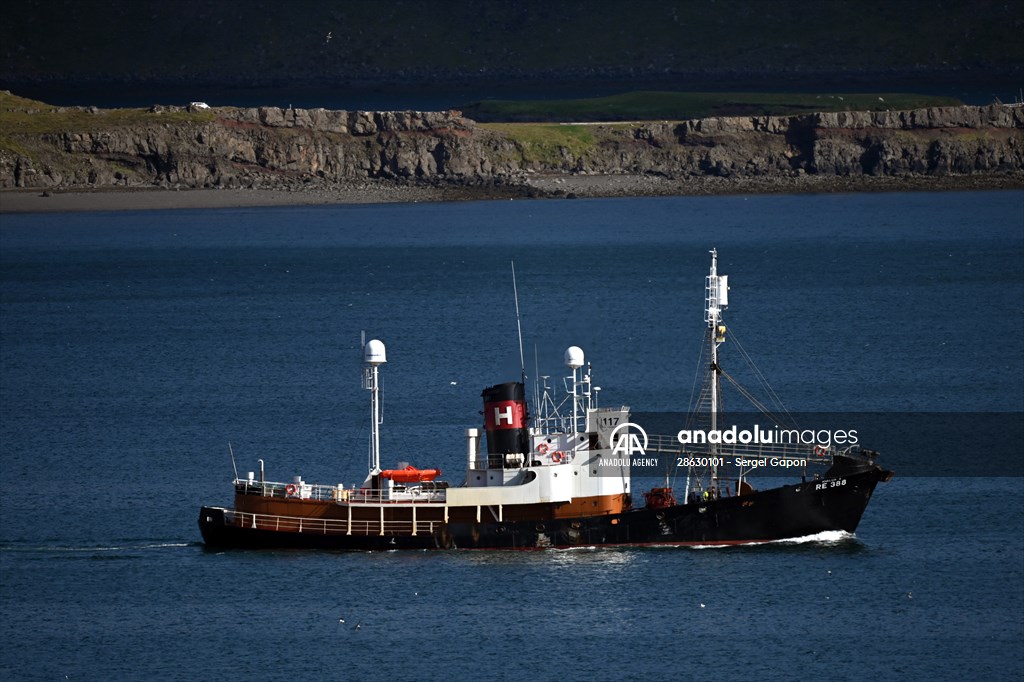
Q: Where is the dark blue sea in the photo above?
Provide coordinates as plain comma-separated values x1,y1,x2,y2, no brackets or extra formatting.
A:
1,192,1022,681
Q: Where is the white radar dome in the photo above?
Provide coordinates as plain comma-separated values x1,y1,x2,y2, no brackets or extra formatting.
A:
564,346,584,369
364,339,387,365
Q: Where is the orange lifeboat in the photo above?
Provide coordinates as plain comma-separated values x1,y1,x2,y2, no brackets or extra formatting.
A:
380,465,442,482
643,487,677,509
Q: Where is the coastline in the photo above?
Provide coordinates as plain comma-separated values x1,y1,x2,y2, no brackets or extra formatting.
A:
1,173,1020,214
0,184,465,214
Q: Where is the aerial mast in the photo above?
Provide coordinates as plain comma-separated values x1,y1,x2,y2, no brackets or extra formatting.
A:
363,339,387,476
704,249,728,488
511,261,527,388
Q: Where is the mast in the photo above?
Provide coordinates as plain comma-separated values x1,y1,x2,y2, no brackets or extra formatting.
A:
704,249,728,487
363,339,387,476
511,261,527,388
565,346,586,434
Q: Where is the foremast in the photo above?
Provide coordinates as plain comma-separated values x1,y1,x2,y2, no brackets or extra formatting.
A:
703,249,728,488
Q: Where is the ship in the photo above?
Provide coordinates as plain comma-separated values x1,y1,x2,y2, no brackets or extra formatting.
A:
199,250,893,550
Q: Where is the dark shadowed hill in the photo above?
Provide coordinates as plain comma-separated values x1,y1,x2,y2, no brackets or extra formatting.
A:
1,0,1021,101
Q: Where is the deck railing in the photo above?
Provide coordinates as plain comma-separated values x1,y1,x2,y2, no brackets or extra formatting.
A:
233,480,448,504
226,509,442,537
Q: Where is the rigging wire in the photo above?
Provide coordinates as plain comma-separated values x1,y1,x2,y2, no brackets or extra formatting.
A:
687,328,708,415
719,369,784,424
728,329,797,428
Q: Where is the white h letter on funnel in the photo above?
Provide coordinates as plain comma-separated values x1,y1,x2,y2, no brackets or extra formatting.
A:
494,405,514,426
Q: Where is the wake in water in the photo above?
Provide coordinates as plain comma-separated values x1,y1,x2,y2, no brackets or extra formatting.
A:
685,530,858,550
767,530,855,545
0,540,197,555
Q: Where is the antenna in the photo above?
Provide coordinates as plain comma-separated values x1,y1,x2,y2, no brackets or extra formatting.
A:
511,261,527,386
363,338,387,475
533,343,541,421
228,442,239,481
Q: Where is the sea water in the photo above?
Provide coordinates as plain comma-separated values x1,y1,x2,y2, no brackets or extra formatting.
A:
1,192,1022,681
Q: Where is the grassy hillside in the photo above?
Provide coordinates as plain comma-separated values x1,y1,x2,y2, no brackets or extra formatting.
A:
0,92,214,155
0,92,212,131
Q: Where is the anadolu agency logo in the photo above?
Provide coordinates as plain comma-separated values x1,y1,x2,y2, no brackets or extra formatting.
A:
610,422,649,456
600,422,660,472
675,424,858,447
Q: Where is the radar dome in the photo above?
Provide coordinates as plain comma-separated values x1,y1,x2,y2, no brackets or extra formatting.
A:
564,346,584,369
364,339,387,365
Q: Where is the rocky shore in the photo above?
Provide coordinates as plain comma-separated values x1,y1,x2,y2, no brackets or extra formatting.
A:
4,173,1020,215
2,97,1021,212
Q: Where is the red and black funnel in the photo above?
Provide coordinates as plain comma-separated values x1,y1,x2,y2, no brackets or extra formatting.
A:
481,381,529,456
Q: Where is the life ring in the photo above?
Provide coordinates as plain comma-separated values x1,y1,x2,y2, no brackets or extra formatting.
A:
285,483,298,496
813,445,829,457
551,451,564,463
537,443,549,454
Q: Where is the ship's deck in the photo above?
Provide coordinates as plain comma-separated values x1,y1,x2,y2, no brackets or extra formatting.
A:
235,479,449,504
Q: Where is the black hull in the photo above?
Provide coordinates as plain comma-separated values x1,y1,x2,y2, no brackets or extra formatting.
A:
199,467,889,551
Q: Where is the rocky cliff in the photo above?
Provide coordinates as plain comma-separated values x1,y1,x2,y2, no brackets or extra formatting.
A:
2,98,1021,196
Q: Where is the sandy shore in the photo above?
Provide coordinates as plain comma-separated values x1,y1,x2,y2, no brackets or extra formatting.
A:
2,173,1020,214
